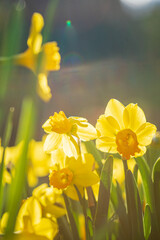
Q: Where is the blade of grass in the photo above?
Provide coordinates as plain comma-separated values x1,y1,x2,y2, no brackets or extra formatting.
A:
5,97,36,237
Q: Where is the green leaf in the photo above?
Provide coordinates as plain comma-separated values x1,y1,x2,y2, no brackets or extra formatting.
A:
94,156,113,235
57,215,73,240
133,164,139,183
111,181,130,240
126,170,144,240
0,107,14,216
63,193,80,240
84,141,103,171
152,158,160,226
5,97,36,236
143,204,151,240
135,157,154,212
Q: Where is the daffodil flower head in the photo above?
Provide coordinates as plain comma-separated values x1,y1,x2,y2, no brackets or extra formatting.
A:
49,153,99,200
14,12,61,102
49,166,73,190
42,111,97,158
96,99,157,160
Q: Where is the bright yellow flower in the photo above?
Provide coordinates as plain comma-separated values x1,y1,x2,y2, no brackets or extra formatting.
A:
0,142,22,185
32,183,66,218
0,138,51,187
42,111,97,158
14,12,61,102
0,197,58,240
27,139,51,187
96,99,157,160
49,153,99,200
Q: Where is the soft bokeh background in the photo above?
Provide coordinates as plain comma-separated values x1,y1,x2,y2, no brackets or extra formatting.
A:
0,0,160,142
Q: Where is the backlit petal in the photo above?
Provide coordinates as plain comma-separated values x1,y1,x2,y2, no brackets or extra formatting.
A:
42,119,52,133
124,103,146,131
96,115,119,138
76,122,97,141
43,132,62,153
62,135,79,158
104,99,125,128
96,137,117,153
137,122,157,146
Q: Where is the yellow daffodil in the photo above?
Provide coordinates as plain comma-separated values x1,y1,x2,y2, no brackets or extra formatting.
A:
0,138,51,187
32,183,66,218
49,153,99,200
42,111,97,158
0,197,58,240
0,142,22,185
14,12,61,101
96,99,157,160
27,139,51,187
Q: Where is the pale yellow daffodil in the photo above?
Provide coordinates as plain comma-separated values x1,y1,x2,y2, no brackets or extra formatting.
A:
42,111,97,158
14,12,61,102
96,99,157,160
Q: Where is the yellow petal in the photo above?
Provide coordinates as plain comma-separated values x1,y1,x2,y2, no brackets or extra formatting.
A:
64,185,83,201
27,167,38,187
62,135,79,158
135,145,146,158
37,73,52,102
42,42,61,71
27,13,44,54
96,137,117,153
73,172,99,187
51,148,66,168
76,122,97,141
34,218,58,240
96,115,119,138
43,132,63,153
104,99,125,128
123,103,146,131
137,122,157,146
0,212,9,233
44,203,66,218
42,119,52,133
27,197,42,226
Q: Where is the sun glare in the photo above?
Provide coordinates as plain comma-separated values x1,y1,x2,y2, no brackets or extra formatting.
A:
120,0,153,7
